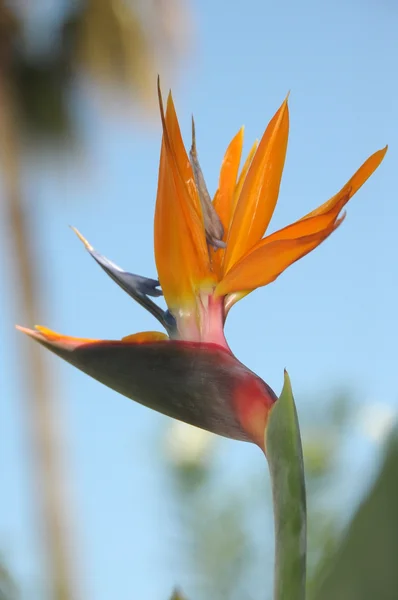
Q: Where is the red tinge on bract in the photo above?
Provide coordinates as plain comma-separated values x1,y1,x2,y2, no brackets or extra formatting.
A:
17,325,276,448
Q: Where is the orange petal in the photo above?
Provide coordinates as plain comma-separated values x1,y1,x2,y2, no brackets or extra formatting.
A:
260,146,387,247
230,139,259,226
223,97,289,273
121,331,168,343
222,204,345,311
302,146,387,220
16,325,168,348
216,216,344,297
218,145,387,301
263,190,351,243
19,325,101,346
164,92,203,220
211,127,244,277
215,139,259,278
213,127,244,232
154,86,213,310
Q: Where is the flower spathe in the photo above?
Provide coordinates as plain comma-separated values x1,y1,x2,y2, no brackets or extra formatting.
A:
18,82,386,450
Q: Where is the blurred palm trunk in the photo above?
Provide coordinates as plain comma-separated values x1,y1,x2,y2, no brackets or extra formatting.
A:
0,1,190,597
0,42,78,600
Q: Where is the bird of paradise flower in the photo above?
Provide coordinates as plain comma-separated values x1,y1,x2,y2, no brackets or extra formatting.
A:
17,82,386,451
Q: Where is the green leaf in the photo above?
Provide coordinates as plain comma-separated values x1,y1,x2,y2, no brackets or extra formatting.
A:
265,370,307,600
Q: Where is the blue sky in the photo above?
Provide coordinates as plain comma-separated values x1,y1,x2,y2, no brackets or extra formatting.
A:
1,0,397,598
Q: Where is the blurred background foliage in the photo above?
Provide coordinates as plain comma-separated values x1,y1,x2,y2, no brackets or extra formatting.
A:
0,557,18,600
0,1,189,599
312,432,398,600
164,399,398,600
0,2,396,600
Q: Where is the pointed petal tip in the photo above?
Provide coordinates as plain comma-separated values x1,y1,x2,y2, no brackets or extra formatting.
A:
16,325,102,349
70,226,93,251
279,92,290,110
223,93,290,272
369,144,388,166
234,125,245,142
16,324,47,342
233,125,245,146
166,91,174,111
16,324,35,336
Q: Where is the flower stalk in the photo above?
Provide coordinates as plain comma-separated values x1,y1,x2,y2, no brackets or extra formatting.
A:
265,372,307,600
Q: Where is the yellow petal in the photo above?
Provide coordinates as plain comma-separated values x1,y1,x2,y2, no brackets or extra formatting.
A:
302,146,387,220
216,216,344,297
154,85,213,310
223,97,289,273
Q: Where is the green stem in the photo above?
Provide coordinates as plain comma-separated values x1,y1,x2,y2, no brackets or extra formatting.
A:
265,371,307,600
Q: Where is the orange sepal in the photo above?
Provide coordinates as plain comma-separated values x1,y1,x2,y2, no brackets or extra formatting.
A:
16,325,102,349
154,86,213,310
216,139,259,279
256,146,387,248
16,325,168,349
216,215,344,297
263,191,351,244
230,139,259,227
121,331,168,343
211,127,244,277
223,97,289,273
163,92,203,220
302,146,387,220
213,127,244,232
219,145,387,299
